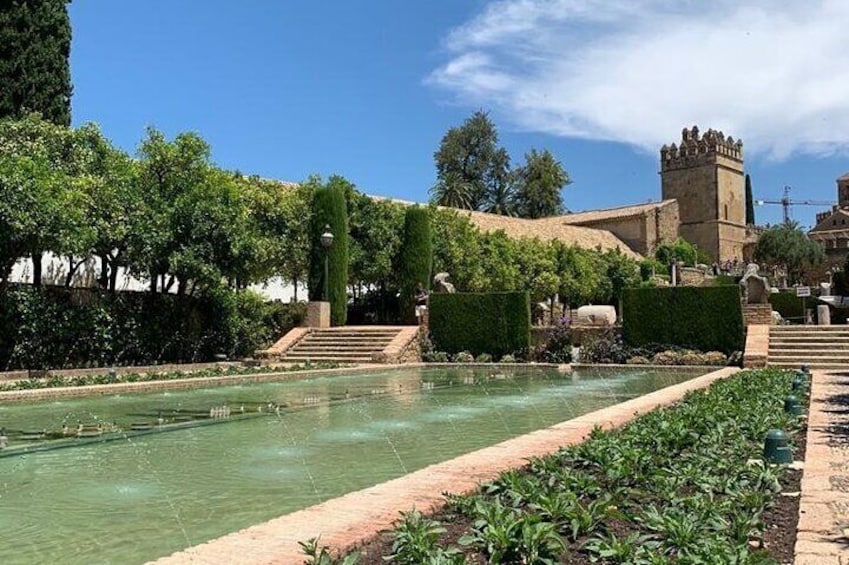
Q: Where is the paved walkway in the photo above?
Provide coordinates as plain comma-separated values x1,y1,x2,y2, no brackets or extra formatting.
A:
796,369,849,564
149,367,737,565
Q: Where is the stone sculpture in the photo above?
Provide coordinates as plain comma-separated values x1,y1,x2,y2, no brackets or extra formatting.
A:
432,272,456,293
739,263,769,304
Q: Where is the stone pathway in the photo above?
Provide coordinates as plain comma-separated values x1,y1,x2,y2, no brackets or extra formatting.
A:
149,367,737,565
796,370,849,564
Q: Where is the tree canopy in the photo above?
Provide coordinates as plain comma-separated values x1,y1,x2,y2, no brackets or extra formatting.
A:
431,111,570,218
754,222,824,284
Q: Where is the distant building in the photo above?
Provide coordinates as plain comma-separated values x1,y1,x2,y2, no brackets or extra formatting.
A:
808,173,849,259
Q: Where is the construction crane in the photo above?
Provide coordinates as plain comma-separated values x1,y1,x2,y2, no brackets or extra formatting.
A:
755,185,833,224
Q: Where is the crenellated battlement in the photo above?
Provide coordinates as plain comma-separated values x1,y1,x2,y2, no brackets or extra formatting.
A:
660,125,743,171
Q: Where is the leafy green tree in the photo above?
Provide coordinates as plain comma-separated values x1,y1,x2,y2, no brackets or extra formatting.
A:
745,174,755,226
430,207,486,291
397,206,432,323
655,238,699,267
131,128,213,293
347,190,404,296
308,176,349,326
513,149,570,218
431,111,507,211
754,222,824,284
0,0,72,126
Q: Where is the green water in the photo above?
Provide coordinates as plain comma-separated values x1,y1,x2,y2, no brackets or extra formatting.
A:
0,366,701,564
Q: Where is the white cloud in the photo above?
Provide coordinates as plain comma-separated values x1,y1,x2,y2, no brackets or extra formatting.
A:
428,0,849,158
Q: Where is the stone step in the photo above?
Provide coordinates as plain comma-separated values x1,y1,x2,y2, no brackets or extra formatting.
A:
284,350,377,358
283,354,373,363
769,361,849,370
769,349,849,356
768,355,849,363
292,346,385,353
301,338,395,345
771,326,849,332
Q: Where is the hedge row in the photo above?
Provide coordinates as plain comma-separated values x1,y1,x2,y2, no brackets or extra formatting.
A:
429,291,530,358
622,286,744,354
0,286,304,370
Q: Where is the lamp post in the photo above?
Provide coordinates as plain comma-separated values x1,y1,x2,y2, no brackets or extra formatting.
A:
320,224,334,302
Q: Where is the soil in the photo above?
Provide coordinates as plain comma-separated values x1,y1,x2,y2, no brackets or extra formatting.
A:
348,423,807,564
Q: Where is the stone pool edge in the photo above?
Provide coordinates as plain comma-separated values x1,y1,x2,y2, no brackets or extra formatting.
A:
148,366,739,565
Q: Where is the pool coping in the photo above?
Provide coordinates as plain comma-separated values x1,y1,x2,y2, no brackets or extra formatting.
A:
147,366,739,565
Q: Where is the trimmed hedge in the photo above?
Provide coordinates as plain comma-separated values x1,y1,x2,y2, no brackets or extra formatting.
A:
429,291,530,358
622,285,744,354
0,286,304,370
398,206,432,324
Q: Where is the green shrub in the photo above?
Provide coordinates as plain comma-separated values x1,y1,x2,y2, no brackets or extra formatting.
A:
475,353,493,363
499,354,516,363
429,292,530,358
397,206,432,324
580,328,628,364
0,286,303,370
622,286,744,354
453,351,474,363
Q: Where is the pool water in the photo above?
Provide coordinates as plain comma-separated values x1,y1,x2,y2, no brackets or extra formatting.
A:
0,366,700,564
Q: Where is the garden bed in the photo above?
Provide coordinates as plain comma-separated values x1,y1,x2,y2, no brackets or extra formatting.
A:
323,368,806,564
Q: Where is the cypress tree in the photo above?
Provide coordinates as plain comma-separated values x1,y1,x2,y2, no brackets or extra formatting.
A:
397,206,432,324
0,0,73,126
745,174,755,226
308,177,349,326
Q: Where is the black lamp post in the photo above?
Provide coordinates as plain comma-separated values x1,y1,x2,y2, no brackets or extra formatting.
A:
320,224,334,301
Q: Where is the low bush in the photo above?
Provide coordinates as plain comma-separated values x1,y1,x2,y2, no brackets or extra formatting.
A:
537,316,572,363
452,351,474,363
579,328,629,364
474,353,493,363
499,354,516,363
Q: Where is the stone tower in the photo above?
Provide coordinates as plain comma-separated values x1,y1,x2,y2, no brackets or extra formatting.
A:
660,126,747,262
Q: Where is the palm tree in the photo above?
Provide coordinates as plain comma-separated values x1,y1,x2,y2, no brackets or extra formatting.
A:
429,172,475,210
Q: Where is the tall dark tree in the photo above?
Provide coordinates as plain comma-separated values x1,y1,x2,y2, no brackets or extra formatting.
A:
308,176,350,326
513,149,570,218
431,111,506,211
745,173,755,226
397,206,432,324
0,0,73,126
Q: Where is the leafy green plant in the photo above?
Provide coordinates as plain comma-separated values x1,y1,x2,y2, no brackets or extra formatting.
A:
386,510,462,564
299,537,360,565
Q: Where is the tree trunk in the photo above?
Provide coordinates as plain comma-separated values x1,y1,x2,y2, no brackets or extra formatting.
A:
31,253,42,287
149,271,157,293
99,256,109,289
292,275,298,302
65,256,83,287
108,253,120,292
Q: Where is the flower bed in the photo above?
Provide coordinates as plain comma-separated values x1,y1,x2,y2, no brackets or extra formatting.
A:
311,367,805,564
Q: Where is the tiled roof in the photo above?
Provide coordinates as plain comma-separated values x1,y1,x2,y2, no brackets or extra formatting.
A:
457,210,642,259
556,200,677,225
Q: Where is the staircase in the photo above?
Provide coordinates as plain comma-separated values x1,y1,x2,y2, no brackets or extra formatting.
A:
768,326,849,370
280,326,408,364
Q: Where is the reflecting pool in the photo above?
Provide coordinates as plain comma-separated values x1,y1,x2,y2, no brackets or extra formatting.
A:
0,365,702,564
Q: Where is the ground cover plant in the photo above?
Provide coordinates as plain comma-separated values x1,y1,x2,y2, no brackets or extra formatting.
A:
0,361,344,392
307,368,804,563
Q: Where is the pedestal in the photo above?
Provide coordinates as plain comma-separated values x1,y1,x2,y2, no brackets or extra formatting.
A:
305,301,330,328
817,304,831,325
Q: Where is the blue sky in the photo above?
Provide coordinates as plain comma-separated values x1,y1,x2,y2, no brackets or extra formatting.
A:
69,1,849,230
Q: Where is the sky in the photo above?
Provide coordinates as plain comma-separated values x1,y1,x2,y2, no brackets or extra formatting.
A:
68,0,849,230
